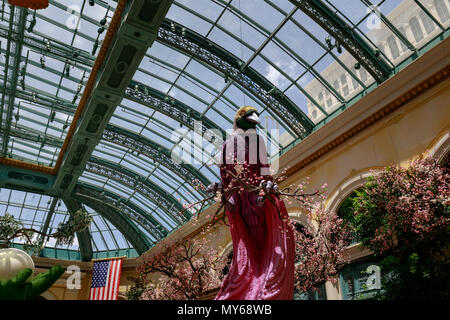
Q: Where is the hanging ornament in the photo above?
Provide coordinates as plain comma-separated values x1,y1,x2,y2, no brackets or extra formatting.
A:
8,0,49,10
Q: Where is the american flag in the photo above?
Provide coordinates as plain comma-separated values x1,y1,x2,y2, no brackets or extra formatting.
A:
89,258,123,300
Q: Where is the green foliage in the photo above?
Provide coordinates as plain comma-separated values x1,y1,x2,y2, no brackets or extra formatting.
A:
126,275,147,300
0,214,21,240
0,208,92,252
338,157,450,299
0,266,64,300
0,214,32,248
53,208,92,246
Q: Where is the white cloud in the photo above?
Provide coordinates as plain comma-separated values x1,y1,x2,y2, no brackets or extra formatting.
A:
266,64,284,87
265,60,298,88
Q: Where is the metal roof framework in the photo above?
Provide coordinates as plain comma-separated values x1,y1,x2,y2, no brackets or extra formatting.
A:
0,0,447,260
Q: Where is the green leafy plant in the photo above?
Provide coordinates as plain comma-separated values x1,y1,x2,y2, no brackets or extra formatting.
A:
0,208,92,253
0,266,65,300
344,156,450,299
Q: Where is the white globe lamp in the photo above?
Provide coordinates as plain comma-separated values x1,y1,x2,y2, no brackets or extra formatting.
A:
0,248,35,282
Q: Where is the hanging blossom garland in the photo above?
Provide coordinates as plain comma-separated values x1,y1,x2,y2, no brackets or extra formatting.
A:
53,208,93,246
0,208,92,252
137,225,227,300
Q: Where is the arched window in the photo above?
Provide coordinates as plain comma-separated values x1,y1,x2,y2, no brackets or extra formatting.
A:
336,190,361,244
409,16,424,43
434,0,450,22
387,35,400,60
419,11,436,34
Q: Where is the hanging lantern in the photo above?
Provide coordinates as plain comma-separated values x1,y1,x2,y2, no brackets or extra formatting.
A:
8,0,49,10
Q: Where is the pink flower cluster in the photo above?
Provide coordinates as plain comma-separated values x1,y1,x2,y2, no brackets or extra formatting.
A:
354,156,449,255
137,226,227,300
288,208,351,293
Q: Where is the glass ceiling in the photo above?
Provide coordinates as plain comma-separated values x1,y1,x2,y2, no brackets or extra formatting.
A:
0,0,448,260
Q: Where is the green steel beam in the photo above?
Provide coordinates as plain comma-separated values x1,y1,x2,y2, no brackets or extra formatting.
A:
0,163,56,194
158,18,315,138
0,6,27,156
73,182,166,242
37,196,58,249
288,0,392,83
6,118,211,197
0,59,214,190
173,0,335,118
75,179,170,240
85,157,189,224
6,126,191,223
63,198,93,262
54,0,175,196
72,186,153,256
0,25,249,141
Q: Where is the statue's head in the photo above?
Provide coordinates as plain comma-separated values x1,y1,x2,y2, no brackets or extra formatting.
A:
234,106,260,131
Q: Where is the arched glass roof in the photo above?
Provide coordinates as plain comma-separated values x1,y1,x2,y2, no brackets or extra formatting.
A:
0,0,448,260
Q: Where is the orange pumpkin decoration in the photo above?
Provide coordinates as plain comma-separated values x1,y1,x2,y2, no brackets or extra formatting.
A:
8,0,48,10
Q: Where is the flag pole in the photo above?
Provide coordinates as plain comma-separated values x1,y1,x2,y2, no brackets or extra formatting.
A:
91,255,127,263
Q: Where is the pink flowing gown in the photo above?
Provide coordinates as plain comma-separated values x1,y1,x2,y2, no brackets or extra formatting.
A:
215,129,295,300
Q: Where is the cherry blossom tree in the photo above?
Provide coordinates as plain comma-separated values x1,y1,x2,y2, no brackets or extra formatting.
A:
289,209,351,293
136,227,227,300
279,178,352,293
348,156,450,299
134,164,352,299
